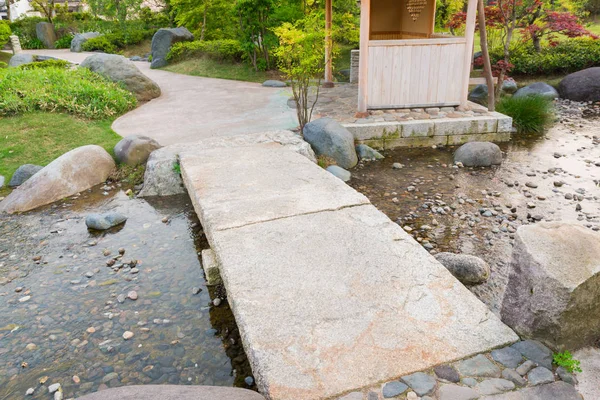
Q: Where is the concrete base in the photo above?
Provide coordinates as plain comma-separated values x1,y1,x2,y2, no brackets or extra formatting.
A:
75,385,264,400
345,112,513,150
180,141,518,400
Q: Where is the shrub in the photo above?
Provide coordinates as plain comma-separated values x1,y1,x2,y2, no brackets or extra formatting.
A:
167,40,244,62
0,67,137,119
496,95,554,133
22,37,46,50
18,59,70,70
82,36,118,53
0,21,11,47
553,351,582,374
492,38,600,76
0,62,7,68
55,33,74,49
9,16,45,47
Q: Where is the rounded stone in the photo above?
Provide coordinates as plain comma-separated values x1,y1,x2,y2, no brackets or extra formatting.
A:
514,82,559,100
326,165,351,182
434,252,490,285
528,366,555,386
454,142,502,167
382,380,408,398
122,331,134,340
8,164,43,187
114,135,162,166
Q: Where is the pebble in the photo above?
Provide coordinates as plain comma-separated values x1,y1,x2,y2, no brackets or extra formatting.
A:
244,376,255,386
525,182,538,188
213,298,222,307
54,392,63,400
515,360,537,376
127,291,138,300
382,380,408,397
392,163,404,169
19,295,31,302
117,294,126,303
192,287,202,295
122,331,134,340
25,343,37,350
73,375,81,384
48,383,61,393
86,327,95,334
15,287,23,293
26,388,34,395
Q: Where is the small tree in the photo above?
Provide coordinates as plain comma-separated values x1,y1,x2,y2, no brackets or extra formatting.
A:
0,21,11,47
274,17,324,132
31,0,56,22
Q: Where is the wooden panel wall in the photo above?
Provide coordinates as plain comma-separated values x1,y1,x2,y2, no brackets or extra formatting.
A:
367,40,467,108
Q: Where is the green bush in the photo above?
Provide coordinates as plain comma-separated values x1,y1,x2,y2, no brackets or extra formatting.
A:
9,16,45,48
18,59,71,70
496,95,554,134
55,33,74,49
82,36,118,53
22,37,46,50
0,67,137,119
492,38,600,76
0,21,11,47
167,40,244,62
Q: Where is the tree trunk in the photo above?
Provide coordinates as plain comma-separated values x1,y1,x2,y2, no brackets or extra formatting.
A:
477,0,495,110
532,34,542,52
200,6,206,41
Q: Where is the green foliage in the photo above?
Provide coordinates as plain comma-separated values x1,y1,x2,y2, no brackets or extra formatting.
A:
9,17,46,48
171,0,236,41
0,62,7,69
18,59,71,70
274,14,325,131
553,351,582,373
54,33,74,49
82,36,118,53
23,38,46,49
495,38,600,75
0,21,11,47
173,162,181,175
496,95,554,133
0,67,137,119
167,39,244,62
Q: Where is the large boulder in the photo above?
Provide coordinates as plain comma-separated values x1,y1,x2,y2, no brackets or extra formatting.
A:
8,53,34,67
9,164,43,187
434,252,490,285
71,32,101,53
150,27,194,69
454,142,502,167
513,82,559,100
302,118,358,169
0,145,115,214
114,135,162,166
501,222,600,350
558,67,600,102
468,80,518,105
80,54,161,102
35,22,57,49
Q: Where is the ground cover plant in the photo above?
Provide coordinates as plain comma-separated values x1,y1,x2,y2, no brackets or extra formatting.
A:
496,95,554,133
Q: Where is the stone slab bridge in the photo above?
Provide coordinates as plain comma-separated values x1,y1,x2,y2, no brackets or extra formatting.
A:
177,134,519,400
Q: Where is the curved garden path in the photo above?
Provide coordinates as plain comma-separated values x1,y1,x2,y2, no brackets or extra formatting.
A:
19,49,297,145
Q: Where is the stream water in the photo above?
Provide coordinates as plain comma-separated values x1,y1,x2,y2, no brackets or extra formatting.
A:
0,188,252,399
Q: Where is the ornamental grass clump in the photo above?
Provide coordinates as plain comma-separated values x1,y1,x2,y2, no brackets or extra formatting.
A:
0,67,137,119
496,95,554,134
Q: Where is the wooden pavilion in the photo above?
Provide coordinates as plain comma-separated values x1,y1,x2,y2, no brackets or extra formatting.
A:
323,0,479,113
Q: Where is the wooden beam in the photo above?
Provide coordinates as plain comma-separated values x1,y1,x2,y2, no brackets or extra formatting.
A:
323,0,334,88
357,0,370,114
459,0,478,109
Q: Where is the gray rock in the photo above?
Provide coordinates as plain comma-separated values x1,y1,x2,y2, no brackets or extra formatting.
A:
71,32,101,53
150,27,194,69
85,212,128,230
130,56,143,61
0,175,4,188
303,118,358,169
401,372,437,396
491,346,523,368
556,366,578,386
511,341,553,370
434,365,460,383
468,80,518,105
454,142,502,167
80,54,161,102
138,147,185,197
8,53,35,67
434,252,490,284
0,146,115,214
461,377,478,387
558,67,600,102
326,165,351,182
75,385,265,400
456,354,501,378
502,78,518,94
478,381,581,400
476,378,515,395
36,22,57,48
262,80,287,87
9,164,43,187
114,135,162,166
502,223,600,349
438,384,479,400
356,144,384,161
515,360,537,376
502,368,527,387
514,82,559,100
528,367,555,386
382,380,408,398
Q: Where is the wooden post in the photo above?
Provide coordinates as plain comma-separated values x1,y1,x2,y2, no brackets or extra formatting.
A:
323,0,334,88
477,0,495,111
459,0,478,109
357,0,370,115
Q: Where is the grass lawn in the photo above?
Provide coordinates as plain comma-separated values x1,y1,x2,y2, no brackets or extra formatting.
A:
164,57,283,83
0,112,121,187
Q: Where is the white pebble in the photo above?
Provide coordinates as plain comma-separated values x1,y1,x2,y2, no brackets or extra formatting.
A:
48,383,61,393
26,388,35,395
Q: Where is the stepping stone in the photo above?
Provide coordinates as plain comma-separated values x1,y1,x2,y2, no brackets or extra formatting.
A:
528,366,555,386
434,365,460,383
491,346,523,368
438,384,479,400
180,143,518,399
382,381,408,398
401,372,437,396
479,382,580,399
456,354,502,378
476,378,515,395
511,340,553,370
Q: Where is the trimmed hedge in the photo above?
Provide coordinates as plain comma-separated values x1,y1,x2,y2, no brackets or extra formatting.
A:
0,67,137,119
81,29,155,54
167,39,244,62
492,38,600,76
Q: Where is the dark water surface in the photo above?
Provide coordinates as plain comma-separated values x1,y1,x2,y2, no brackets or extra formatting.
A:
0,189,251,399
